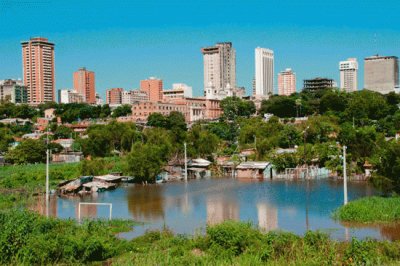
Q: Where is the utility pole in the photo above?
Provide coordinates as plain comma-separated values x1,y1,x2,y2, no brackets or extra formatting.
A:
46,128,50,217
184,142,187,182
343,145,348,205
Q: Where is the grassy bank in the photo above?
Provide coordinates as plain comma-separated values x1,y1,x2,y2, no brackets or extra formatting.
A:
0,157,124,209
333,196,400,223
0,210,136,265
115,221,400,265
2,212,400,265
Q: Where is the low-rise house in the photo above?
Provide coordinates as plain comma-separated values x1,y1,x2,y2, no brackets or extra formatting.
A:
22,132,43,140
187,158,212,179
236,161,274,179
52,152,83,163
0,118,31,125
53,138,74,150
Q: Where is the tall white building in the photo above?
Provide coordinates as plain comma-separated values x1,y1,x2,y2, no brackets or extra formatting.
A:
201,42,236,99
255,47,274,97
339,58,358,92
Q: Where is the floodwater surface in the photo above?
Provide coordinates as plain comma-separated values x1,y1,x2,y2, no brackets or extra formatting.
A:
40,178,400,241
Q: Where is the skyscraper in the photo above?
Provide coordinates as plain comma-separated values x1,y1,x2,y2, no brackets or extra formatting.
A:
364,55,399,94
255,47,274,97
73,67,96,104
21,37,55,104
201,42,236,99
140,77,163,102
278,68,296,96
339,58,358,92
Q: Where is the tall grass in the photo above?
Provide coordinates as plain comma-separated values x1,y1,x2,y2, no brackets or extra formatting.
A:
113,220,400,265
333,196,400,223
1,211,400,265
0,210,135,265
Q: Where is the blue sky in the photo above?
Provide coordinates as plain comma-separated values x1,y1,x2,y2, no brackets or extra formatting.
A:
1,0,399,98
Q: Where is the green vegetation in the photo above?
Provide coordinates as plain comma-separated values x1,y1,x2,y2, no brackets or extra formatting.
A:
2,213,399,265
0,210,134,265
333,197,400,223
0,157,124,208
113,221,400,265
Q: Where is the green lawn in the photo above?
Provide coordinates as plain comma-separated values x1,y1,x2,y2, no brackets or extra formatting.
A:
333,196,400,223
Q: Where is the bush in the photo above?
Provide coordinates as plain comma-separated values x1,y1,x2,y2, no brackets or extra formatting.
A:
0,210,131,264
206,221,262,256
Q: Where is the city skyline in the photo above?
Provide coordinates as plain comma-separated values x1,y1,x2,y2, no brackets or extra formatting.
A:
1,1,400,98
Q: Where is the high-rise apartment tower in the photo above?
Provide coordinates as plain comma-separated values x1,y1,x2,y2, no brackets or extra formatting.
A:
278,68,296,96
73,67,96,104
339,58,358,92
21,37,55,104
201,42,236,97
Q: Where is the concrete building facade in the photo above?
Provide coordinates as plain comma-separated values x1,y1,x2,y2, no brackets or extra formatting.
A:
339,58,358,92
21,37,55,104
255,47,274,97
364,55,399,94
106,88,123,105
73,67,96,104
201,42,236,99
163,83,193,99
140,77,163,102
130,97,222,123
0,79,28,103
277,68,296,96
121,90,149,104
303,78,335,90
58,89,84,104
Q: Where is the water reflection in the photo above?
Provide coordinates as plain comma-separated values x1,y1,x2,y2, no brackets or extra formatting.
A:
30,195,58,217
257,203,278,232
127,185,165,221
37,178,400,241
207,196,239,225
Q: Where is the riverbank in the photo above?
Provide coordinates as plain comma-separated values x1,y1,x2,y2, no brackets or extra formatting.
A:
1,211,400,265
116,221,400,265
333,196,400,223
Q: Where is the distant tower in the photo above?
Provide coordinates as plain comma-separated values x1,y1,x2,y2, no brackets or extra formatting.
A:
339,58,358,92
201,42,236,99
140,77,163,102
73,67,96,104
21,37,55,104
255,47,274,97
364,55,399,94
278,68,296,96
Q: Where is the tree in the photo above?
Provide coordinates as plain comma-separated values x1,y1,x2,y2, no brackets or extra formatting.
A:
374,141,400,193
125,142,167,183
5,139,47,164
54,125,73,139
344,90,390,125
147,113,168,128
187,124,220,157
278,125,302,148
112,105,132,118
220,97,256,120
259,96,297,118
0,127,13,153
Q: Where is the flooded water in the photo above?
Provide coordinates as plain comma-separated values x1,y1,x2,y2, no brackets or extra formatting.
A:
40,178,400,241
